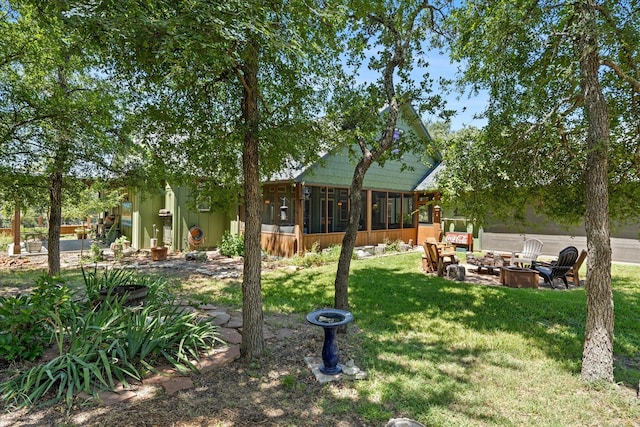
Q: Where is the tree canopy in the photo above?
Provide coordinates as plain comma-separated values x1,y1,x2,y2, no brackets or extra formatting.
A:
445,0,640,382
442,0,640,227
48,0,349,358
0,1,144,273
331,0,453,312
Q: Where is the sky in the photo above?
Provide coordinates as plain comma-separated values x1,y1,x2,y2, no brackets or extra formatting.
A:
353,48,489,132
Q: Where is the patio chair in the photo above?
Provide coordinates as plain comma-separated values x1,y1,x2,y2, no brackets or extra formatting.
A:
534,246,579,289
512,238,544,267
426,242,459,276
422,242,435,273
565,249,587,286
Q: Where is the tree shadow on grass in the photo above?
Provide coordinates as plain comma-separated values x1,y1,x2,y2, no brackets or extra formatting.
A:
347,264,639,388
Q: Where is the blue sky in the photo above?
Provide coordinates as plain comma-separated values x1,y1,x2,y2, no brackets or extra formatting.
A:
419,51,489,131
352,48,488,131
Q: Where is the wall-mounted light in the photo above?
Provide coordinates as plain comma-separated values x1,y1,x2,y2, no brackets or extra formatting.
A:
265,199,270,204
280,197,289,220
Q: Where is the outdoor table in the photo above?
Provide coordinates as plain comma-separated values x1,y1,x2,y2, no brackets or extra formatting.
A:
500,266,539,288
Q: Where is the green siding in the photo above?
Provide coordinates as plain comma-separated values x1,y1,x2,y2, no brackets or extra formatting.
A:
167,184,231,251
297,113,437,191
131,185,232,251
131,191,165,250
299,149,436,192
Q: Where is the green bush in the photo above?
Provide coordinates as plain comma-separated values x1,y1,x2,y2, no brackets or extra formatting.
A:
0,232,12,251
89,243,104,262
0,275,73,363
289,244,350,267
218,231,244,257
384,238,402,252
0,269,221,409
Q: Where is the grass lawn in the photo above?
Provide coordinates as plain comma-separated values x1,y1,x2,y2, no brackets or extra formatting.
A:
1,252,639,426
264,253,640,426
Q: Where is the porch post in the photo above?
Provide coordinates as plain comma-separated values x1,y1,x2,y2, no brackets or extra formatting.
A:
12,201,21,254
295,183,304,255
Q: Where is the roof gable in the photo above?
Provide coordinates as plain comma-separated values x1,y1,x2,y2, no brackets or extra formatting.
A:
266,105,440,192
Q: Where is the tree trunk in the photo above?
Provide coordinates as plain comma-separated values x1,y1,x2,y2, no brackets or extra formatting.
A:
334,160,370,312
240,39,264,360
48,170,62,276
578,0,614,382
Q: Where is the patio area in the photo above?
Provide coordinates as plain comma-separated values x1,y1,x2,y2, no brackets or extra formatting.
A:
447,261,582,290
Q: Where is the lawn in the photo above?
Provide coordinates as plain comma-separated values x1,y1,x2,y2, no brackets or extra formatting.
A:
259,253,640,426
1,252,639,426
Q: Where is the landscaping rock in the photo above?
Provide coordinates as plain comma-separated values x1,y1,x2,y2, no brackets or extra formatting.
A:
386,418,425,427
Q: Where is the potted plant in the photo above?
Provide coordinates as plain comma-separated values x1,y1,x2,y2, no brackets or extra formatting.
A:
24,230,45,253
150,224,159,248
151,245,168,261
26,237,43,253
110,236,130,262
115,235,130,250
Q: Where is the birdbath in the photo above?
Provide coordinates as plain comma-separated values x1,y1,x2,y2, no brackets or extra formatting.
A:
306,308,354,375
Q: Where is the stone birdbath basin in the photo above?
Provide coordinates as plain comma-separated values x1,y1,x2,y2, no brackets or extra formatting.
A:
306,308,354,375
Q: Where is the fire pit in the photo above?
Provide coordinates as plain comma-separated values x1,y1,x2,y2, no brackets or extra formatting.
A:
306,308,354,375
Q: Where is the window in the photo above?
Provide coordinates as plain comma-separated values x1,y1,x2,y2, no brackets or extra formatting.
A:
387,192,402,229
418,195,434,224
334,189,349,232
261,184,295,230
305,186,325,234
359,191,367,231
403,194,415,227
371,191,386,230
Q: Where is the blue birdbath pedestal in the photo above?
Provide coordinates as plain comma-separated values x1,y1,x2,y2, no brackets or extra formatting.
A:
306,308,354,375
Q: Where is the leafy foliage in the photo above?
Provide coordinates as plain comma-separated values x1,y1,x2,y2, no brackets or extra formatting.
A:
444,1,640,225
445,0,640,382
218,231,245,257
0,269,221,409
0,275,73,363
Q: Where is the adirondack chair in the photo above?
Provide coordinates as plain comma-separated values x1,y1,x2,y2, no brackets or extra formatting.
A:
534,246,579,289
426,242,459,276
422,242,435,273
512,238,544,267
565,249,587,286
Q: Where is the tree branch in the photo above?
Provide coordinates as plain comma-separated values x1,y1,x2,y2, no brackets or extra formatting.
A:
599,58,640,94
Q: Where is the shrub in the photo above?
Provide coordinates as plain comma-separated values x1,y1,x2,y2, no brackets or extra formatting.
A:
89,242,104,262
0,270,221,409
218,231,244,257
289,244,347,267
384,238,402,252
0,275,73,363
0,232,12,251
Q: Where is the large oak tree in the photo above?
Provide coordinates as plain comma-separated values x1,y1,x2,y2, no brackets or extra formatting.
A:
444,0,640,381
57,0,346,358
331,0,452,313
1,1,136,275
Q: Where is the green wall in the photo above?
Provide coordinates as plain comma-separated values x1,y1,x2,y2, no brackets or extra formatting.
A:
131,185,232,251
131,190,165,250
298,115,437,191
166,184,232,251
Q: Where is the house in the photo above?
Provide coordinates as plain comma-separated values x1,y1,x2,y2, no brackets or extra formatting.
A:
258,106,444,257
121,183,238,252
116,106,443,258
